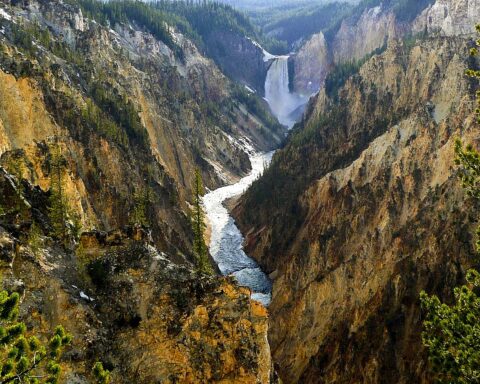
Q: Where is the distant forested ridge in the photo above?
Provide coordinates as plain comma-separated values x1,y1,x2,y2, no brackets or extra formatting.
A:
222,0,434,50
259,2,354,46
71,0,288,55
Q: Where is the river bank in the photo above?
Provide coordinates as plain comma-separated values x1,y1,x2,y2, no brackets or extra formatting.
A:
203,152,274,306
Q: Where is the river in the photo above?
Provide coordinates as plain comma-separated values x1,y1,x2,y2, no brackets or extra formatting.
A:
203,152,274,306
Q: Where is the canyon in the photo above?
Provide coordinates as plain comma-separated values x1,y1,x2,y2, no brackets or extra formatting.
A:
0,0,478,383
0,0,281,382
234,0,480,383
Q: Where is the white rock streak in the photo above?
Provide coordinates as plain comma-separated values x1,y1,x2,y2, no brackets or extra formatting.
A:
203,152,274,306
0,8,12,21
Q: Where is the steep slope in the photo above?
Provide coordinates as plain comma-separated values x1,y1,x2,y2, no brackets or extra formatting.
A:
413,0,480,36
292,0,434,93
0,0,283,382
0,0,284,260
293,31,331,94
0,171,272,383
234,15,479,384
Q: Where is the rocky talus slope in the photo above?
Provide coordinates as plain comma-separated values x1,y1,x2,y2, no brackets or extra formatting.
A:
235,34,479,383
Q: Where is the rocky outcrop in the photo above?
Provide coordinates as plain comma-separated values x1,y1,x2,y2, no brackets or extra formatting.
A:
0,171,272,383
413,0,480,36
293,32,331,94
235,36,478,383
332,6,400,64
291,4,403,94
1,227,272,384
204,31,269,94
291,0,446,94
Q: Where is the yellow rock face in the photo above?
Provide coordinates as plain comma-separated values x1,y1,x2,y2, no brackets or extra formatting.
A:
0,72,57,154
236,37,478,383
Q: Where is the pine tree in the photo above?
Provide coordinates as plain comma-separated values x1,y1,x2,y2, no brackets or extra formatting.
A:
47,142,82,244
48,142,68,241
28,222,43,258
92,362,110,384
130,188,150,227
0,290,71,384
421,24,480,383
191,169,212,275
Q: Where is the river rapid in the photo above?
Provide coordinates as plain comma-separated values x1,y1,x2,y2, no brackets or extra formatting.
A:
203,152,274,306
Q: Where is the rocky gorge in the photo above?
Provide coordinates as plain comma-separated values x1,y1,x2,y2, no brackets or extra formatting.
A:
0,0,283,382
234,0,480,382
0,0,479,382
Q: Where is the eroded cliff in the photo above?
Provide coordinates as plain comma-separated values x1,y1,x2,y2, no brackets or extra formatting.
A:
0,0,285,259
235,33,479,383
292,0,433,94
0,170,272,382
0,1,282,381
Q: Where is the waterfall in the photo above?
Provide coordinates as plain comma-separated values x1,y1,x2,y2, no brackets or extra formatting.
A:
264,55,308,128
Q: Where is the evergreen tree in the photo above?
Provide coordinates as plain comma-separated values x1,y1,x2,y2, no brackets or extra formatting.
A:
48,142,68,241
0,290,71,384
48,141,81,244
421,24,480,384
191,169,212,275
92,362,110,384
130,188,150,227
27,222,44,258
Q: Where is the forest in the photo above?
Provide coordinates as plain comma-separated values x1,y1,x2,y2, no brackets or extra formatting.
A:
70,0,288,55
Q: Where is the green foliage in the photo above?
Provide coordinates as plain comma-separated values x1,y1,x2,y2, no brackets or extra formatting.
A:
231,85,283,131
421,24,480,384
260,1,353,47
88,82,149,148
421,271,480,383
325,44,387,100
465,25,480,123
27,222,44,258
353,0,434,23
324,60,364,99
81,99,129,148
92,362,110,384
390,0,435,23
72,0,286,56
71,0,183,59
48,142,81,244
0,291,71,384
48,144,68,241
191,169,212,275
130,188,151,227
455,140,480,202
9,21,82,65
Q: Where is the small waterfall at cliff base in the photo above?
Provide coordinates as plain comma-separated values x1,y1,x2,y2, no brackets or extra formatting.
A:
264,55,308,128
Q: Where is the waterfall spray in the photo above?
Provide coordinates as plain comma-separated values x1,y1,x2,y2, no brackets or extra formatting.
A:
264,55,308,128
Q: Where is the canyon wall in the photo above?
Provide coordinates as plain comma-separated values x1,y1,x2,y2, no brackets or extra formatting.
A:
293,32,330,94
0,0,285,259
0,172,272,382
413,0,480,36
235,18,479,384
0,1,281,381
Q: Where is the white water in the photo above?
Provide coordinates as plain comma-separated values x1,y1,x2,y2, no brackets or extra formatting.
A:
203,152,274,306
264,55,308,128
